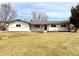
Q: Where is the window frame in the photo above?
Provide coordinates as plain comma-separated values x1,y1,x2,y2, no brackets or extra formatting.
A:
34,25,40,28
51,25,56,27
61,25,66,27
16,24,21,27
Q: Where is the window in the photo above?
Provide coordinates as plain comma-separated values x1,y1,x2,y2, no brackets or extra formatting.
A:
34,25,40,28
51,25,56,27
61,25,66,27
16,24,21,27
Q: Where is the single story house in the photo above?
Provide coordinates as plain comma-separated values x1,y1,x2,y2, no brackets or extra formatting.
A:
4,19,69,32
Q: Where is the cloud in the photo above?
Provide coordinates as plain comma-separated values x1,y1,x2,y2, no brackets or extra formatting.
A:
12,2,79,21
47,12,70,17
0,2,78,21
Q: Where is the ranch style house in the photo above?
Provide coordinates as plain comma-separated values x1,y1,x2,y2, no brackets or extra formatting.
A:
0,19,69,32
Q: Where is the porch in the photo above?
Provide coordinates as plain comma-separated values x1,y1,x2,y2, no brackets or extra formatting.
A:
30,24,47,32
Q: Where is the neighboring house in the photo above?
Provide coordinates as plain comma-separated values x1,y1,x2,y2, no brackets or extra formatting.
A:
5,19,69,32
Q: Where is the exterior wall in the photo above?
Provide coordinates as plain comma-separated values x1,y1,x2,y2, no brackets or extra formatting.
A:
7,21,68,32
8,21,30,31
47,25,68,31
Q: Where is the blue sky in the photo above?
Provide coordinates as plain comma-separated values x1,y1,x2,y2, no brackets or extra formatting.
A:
9,2,79,21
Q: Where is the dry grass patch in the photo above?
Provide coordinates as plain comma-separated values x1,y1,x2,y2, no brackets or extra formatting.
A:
0,32,79,55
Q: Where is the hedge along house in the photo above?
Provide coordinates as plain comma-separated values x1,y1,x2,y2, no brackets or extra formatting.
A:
6,19,69,32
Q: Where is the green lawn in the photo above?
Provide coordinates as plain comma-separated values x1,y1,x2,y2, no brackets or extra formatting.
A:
0,32,79,56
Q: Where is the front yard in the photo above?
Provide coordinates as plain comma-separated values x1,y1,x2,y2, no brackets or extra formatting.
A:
0,32,79,56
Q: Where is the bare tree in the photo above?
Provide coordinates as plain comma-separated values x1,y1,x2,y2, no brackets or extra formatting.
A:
31,11,48,21
38,11,42,21
40,12,48,21
0,3,17,30
31,11,37,21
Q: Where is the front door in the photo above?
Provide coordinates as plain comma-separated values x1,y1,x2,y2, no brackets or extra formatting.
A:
44,25,47,30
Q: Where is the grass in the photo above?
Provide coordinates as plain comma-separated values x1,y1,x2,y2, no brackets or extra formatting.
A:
0,32,79,56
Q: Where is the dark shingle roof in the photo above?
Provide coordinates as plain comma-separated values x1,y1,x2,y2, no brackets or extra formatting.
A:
0,19,69,25
8,19,30,24
30,21,69,25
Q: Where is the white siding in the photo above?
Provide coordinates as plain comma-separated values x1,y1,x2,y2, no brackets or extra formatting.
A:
8,21,30,31
47,25,68,31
